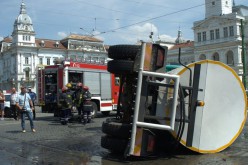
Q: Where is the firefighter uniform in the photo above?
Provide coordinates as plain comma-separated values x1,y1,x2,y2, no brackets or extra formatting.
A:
59,86,73,125
73,83,85,121
82,86,93,125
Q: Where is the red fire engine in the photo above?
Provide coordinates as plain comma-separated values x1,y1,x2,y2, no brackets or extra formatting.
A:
37,60,119,117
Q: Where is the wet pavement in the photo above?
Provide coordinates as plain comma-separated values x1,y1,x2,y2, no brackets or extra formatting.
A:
0,108,248,165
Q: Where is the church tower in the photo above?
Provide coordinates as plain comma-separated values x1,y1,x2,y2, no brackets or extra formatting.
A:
205,0,233,18
12,1,36,46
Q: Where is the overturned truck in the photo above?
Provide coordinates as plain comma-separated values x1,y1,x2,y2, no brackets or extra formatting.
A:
101,42,247,157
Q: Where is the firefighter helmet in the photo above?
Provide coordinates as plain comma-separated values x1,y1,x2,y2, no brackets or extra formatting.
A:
76,82,83,87
66,83,72,88
62,86,67,92
83,86,89,91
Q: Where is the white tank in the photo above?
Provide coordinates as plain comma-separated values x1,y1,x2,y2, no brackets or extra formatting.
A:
161,60,247,153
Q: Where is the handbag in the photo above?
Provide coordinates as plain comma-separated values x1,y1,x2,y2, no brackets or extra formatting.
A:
21,94,27,112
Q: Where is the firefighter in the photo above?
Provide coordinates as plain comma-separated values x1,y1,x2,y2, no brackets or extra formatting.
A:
82,86,93,125
65,83,73,94
59,86,73,125
73,82,85,122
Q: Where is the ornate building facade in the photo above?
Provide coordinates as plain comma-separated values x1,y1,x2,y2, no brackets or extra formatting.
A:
0,2,108,92
166,0,248,79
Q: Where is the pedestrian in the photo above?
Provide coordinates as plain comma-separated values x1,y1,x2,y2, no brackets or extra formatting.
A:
73,82,85,122
0,90,5,120
16,86,36,133
10,87,19,120
27,86,37,119
82,86,93,125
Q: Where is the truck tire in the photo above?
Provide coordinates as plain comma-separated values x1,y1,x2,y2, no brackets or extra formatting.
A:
102,120,132,139
101,135,128,153
108,45,140,60
91,101,98,118
101,111,110,116
107,60,134,74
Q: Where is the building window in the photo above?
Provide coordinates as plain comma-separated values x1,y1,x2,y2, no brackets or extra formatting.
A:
39,58,43,65
199,54,206,60
210,30,215,40
47,58,50,65
25,70,30,80
224,27,228,38
226,51,234,65
23,36,25,41
25,57,29,64
229,26,234,37
197,32,201,42
203,32,206,41
212,1,215,5
212,53,220,61
215,29,220,39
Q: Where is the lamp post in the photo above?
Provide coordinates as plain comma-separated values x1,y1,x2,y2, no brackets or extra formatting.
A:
241,19,247,89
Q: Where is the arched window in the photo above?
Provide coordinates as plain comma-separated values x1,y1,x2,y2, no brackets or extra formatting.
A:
226,50,234,65
199,54,206,60
212,52,220,61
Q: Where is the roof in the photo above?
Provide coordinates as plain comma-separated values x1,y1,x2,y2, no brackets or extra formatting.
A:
35,39,66,49
169,41,194,50
61,34,103,43
1,37,12,43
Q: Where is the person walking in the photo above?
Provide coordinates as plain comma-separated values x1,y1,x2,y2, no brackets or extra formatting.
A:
10,87,19,120
0,90,5,120
82,86,93,125
16,86,36,133
27,87,37,119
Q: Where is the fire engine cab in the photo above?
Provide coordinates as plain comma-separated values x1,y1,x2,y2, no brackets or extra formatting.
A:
37,60,119,117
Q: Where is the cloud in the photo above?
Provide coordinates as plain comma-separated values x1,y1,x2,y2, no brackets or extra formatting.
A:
107,22,176,44
158,34,176,42
0,36,3,41
57,32,68,39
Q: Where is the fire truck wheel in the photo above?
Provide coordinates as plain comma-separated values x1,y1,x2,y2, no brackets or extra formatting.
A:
61,121,68,125
91,102,98,118
101,111,110,116
108,45,140,60
102,120,132,139
107,60,134,74
101,135,128,154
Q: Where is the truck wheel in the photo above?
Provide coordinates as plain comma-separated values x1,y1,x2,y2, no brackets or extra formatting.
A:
101,135,128,153
61,121,68,125
101,111,110,116
102,120,132,139
108,45,140,60
107,60,134,74
91,102,98,118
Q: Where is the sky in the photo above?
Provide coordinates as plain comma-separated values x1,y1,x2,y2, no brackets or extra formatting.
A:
0,0,247,45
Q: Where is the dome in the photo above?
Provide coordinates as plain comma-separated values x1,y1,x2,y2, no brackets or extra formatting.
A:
16,2,32,25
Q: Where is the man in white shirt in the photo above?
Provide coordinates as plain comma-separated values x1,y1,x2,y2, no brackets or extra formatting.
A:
10,87,18,120
16,86,36,133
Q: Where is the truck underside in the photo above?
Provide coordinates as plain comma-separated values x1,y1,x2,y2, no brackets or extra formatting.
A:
101,43,247,158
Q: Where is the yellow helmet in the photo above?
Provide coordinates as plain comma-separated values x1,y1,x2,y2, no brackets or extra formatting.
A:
66,83,72,88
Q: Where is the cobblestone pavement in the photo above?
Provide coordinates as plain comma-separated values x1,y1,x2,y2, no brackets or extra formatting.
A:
0,107,248,165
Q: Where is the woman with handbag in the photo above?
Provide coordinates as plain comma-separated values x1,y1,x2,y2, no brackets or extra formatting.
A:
15,86,36,133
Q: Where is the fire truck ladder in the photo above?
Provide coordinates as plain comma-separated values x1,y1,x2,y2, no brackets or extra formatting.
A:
128,43,180,155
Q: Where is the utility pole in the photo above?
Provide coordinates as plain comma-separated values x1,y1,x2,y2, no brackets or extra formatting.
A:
241,19,247,89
